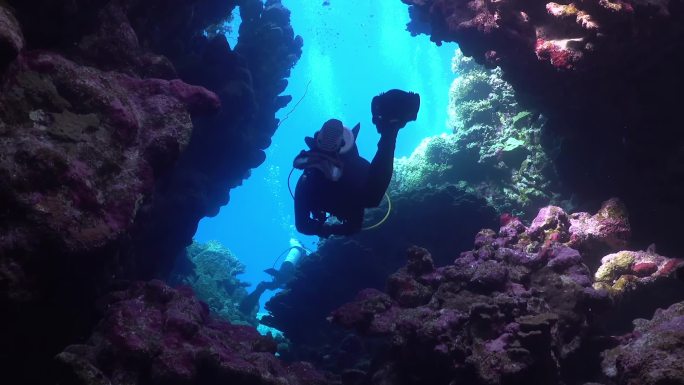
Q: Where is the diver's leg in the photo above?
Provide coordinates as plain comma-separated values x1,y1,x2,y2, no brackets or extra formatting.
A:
364,130,398,207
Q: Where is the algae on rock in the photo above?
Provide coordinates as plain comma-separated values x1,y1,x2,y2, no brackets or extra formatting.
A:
391,49,561,218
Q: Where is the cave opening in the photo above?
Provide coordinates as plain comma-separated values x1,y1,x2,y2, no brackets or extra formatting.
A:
193,0,456,312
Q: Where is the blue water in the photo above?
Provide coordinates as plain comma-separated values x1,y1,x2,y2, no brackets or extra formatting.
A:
194,0,456,309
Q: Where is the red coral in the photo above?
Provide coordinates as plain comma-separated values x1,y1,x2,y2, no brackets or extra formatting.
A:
657,259,684,277
535,38,582,70
632,262,658,276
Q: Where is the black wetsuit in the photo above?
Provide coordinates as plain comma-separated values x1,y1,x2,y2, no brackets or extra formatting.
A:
295,129,398,237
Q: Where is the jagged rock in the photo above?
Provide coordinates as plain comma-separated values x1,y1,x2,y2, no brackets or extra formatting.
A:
56,280,336,385
326,199,683,384
590,247,684,333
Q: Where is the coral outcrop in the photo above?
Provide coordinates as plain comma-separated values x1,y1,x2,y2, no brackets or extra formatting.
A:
592,247,684,333
391,49,559,218
401,0,684,254
331,215,600,384
56,280,335,385
566,198,631,267
594,249,684,292
0,0,301,382
324,199,683,384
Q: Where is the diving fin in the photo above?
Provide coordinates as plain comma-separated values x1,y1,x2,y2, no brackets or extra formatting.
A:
352,123,360,139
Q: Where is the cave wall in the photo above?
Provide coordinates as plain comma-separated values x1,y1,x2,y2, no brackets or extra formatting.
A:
402,0,684,255
0,0,301,382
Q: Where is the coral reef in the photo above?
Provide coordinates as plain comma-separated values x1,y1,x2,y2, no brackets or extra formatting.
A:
328,200,684,384
55,280,335,385
178,240,254,325
391,49,559,218
0,0,301,382
263,184,499,369
401,0,684,254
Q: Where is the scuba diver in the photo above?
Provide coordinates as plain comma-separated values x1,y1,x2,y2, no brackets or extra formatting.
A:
238,238,309,314
293,89,420,237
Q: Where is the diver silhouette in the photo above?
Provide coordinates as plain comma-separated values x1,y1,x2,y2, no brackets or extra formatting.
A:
293,89,420,237
239,238,309,314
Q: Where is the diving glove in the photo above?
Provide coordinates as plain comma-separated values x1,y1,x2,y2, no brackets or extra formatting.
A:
371,89,420,128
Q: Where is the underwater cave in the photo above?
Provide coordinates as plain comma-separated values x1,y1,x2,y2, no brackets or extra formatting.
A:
1,0,684,384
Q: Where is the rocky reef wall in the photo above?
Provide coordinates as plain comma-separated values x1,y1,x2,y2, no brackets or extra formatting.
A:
401,0,684,254
0,0,302,382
